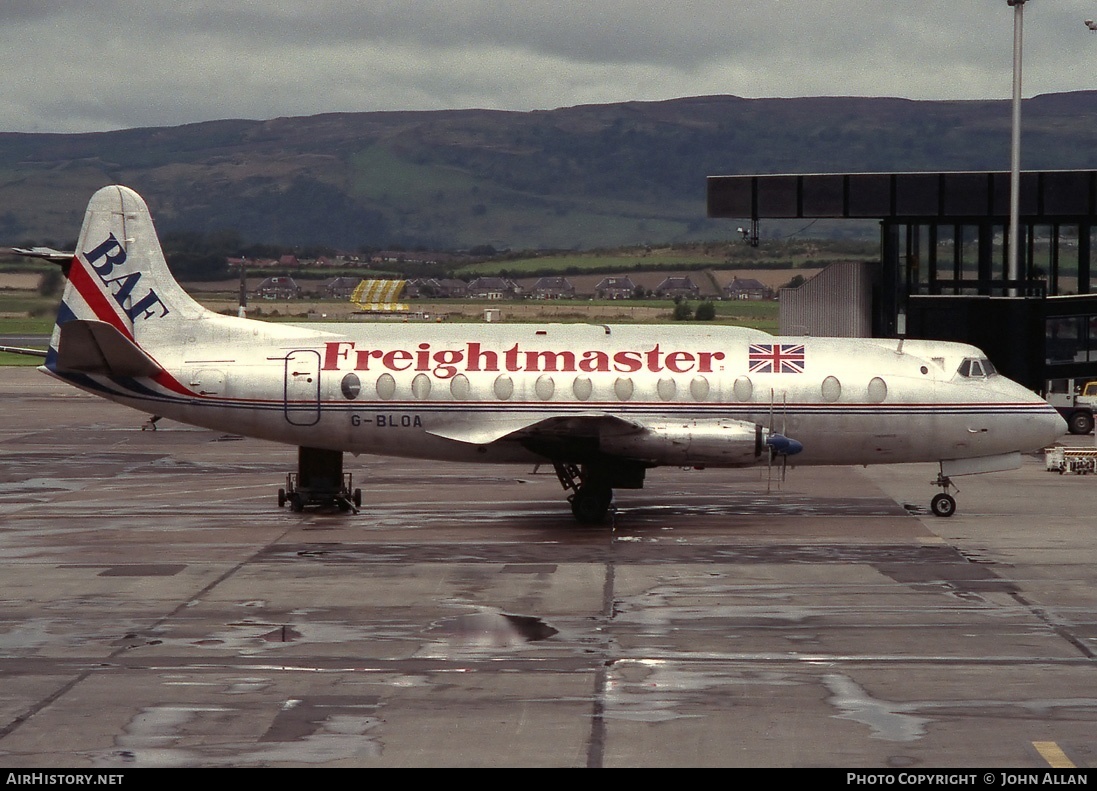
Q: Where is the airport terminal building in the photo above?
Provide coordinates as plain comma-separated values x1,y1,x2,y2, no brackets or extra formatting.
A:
708,170,1097,392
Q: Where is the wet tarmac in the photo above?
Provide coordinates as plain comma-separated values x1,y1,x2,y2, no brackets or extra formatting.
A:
2,368,1097,767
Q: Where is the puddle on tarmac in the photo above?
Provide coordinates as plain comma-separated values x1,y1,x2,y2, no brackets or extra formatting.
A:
823,673,931,741
603,660,800,723
823,673,1097,742
91,702,382,767
422,611,558,654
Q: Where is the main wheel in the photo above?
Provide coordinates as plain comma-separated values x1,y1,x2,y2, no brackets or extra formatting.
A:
930,492,956,518
570,486,612,524
278,488,287,508
1069,410,1094,436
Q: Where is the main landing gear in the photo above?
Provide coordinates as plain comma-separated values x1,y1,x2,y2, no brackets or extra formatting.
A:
930,471,957,518
278,446,361,514
554,462,612,524
552,460,646,524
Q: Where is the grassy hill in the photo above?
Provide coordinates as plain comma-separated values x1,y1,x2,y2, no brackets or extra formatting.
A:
2,92,1096,250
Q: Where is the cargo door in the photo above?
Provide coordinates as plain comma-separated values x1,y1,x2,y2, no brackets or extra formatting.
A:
284,350,321,426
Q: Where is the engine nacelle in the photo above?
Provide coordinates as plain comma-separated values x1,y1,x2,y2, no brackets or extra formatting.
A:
599,419,765,466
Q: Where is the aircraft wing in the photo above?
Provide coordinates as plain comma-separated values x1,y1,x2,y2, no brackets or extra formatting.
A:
426,412,645,446
427,411,770,468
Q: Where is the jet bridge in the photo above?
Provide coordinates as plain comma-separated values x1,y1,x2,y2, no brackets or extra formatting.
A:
707,170,1097,391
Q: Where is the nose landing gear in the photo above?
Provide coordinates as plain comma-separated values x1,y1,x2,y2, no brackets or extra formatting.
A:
930,471,957,518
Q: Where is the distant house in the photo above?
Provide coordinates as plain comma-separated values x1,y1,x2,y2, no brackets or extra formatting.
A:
278,254,300,268
594,276,637,299
406,278,470,299
325,277,361,299
530,276,575,299
371,250,456,266
724,277,771,300
468,277,520,300
433,278,469,298
654,276,700,299
256,276,301,300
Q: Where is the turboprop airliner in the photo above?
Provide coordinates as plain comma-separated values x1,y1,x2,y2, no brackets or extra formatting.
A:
11,185,1066,522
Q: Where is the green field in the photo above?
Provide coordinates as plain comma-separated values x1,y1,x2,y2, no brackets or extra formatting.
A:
453,243,875,278
0,315,51,366
0,351,44,366
455,253,716,277
0,316,54,333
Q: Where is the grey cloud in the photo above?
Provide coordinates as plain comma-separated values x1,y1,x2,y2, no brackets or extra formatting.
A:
1,1,1094,133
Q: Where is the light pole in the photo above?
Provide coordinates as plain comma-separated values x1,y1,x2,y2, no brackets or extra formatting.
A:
1006,0,1029,296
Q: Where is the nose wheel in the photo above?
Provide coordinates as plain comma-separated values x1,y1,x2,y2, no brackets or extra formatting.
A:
930,471,957,517
930,492,956,517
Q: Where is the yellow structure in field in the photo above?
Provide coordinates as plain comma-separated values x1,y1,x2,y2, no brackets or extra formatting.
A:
351,279,409,312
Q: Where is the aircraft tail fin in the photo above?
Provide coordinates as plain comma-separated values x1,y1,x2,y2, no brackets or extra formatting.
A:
49,185,211,370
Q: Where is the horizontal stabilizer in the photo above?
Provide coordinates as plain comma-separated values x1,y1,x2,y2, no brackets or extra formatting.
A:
55,320,162,377
0,345,47,359
11,246,73,263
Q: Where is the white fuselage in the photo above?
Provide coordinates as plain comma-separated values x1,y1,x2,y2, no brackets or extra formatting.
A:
54,313,1064,470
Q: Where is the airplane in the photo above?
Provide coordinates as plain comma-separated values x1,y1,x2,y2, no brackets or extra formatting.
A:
7,185,1067,522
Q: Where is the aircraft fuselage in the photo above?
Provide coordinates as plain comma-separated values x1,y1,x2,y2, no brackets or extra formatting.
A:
57,315,1058,469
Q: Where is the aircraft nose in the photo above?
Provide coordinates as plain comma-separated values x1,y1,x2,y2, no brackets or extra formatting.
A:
1043,408,1069,443
1004,381,1067,450
1023,400,1067,450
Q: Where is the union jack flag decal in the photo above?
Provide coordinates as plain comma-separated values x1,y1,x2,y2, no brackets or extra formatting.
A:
748,343,806,374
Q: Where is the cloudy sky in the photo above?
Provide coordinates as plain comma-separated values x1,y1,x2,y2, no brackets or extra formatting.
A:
3,1,1095,134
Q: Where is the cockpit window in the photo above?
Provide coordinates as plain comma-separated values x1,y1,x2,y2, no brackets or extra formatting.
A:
957,357,997,378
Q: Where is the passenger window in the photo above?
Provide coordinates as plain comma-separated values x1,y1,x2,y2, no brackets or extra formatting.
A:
340,373,361,400
376,373,396,400
412,373,432,399
450,374,471,400
535,375,555,401
493,375,513,400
